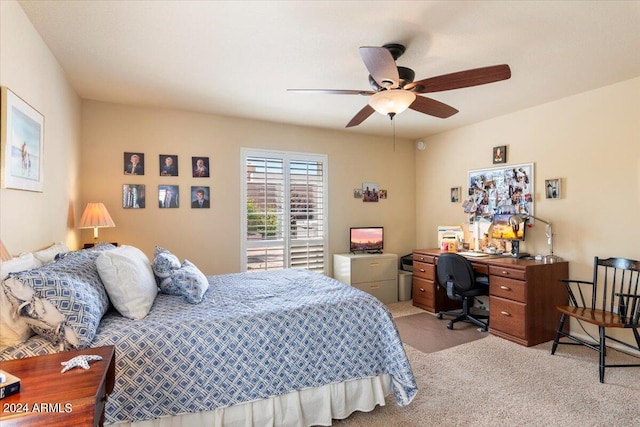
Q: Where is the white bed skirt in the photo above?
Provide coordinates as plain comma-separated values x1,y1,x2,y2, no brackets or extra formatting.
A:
109,374,391,427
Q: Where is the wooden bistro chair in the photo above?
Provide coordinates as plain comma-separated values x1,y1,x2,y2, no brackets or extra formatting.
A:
551,257,640,383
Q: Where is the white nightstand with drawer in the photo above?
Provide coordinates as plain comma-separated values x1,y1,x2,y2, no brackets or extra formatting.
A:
333,253,398,304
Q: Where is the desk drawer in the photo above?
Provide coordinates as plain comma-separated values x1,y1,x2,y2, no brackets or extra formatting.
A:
413,277,435,309
490,296,526,339
413,261,435,280
413,253,435,264
490,275,526,303
489,265,526,281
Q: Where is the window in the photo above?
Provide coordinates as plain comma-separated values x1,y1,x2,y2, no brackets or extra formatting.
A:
241,149,328,273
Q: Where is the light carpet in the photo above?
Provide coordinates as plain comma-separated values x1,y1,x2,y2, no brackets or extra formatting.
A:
335,335,640,427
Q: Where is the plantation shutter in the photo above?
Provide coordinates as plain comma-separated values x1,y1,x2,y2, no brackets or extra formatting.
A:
242,149,327,273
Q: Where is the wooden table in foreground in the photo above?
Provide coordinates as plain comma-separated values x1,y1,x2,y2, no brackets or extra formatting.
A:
412,249,569,347
0,345,115,427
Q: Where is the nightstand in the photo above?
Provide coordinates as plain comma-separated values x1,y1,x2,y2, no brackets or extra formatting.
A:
83,243,118,249
0,345,116,427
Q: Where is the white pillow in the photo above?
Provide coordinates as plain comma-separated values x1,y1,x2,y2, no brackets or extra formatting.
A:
33,242,70,266
0,253,36,349
1,252,36,280
95,245,158,320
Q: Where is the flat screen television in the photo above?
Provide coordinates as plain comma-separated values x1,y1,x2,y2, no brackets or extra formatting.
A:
350,227,383,253
491,214,526,240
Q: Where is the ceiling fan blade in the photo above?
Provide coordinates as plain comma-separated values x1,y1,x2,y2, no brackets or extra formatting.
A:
409,96,459,118
406,64,511,93
360,47,400,89
346,104,375,128
287,89,374,96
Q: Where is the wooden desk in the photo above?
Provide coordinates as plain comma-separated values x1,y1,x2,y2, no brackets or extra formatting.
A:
0,346,116,426
413,249,569,347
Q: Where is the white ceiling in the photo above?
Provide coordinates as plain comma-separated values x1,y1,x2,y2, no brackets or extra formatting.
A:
18,0,640,140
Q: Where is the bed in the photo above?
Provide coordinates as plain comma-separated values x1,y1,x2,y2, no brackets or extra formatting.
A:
0,244,417,426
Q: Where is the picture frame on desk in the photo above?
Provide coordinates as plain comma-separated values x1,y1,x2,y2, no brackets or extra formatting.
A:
1,87,45,192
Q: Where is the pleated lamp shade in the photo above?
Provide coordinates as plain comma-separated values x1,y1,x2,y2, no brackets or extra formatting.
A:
78,203,116,242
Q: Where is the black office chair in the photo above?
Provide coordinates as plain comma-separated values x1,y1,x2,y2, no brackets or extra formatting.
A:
436,253,490,331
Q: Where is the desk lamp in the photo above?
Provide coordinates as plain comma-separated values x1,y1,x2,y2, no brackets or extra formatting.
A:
508,214,562,263
78,203,116,245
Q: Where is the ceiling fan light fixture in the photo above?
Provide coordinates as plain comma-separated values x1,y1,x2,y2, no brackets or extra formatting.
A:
368,90,416,116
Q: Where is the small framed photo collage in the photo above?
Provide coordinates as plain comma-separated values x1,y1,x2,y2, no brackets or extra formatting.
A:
123,153,211,209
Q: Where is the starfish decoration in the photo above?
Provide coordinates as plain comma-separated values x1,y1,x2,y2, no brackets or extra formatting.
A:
60,354,103,373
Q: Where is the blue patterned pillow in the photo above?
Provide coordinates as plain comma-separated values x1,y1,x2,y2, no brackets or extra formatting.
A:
170,260,209,304
152,246,181,289
152,247,208,303
1,244,115,349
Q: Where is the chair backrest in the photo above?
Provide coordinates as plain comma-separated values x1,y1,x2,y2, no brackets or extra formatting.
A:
436,253,476,293
593,257,640,323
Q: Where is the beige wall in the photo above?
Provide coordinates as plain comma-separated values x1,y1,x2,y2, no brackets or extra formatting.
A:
416,77,640,347
0,0,82,255
416,77,639,277
80,101,416,274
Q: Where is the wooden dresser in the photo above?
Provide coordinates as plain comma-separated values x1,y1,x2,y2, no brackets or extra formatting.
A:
412,249,569,347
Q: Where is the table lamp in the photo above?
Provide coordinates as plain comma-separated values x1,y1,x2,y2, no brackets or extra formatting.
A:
78,203,116,244
508,214,562,263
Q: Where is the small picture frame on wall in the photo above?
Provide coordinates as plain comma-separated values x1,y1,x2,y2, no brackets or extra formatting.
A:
159,185,179,208
191,186,210,208
545,178,561,199
450,187,461,203
122,184,145,208
124,152,145,175
353,188,362,198
192,156,210,177
493,145,507,164
160,154,179,176
379,189,387,199
1,87,45,192
362,182,379,202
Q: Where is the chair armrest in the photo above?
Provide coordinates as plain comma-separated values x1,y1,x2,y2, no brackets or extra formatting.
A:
560,279,594,308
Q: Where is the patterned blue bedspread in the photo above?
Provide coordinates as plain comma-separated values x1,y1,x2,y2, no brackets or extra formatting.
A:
0,269,417,423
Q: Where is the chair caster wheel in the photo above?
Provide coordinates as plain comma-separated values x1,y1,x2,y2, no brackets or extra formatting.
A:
447,323,454,330
437,313,443,320
481,327,488,332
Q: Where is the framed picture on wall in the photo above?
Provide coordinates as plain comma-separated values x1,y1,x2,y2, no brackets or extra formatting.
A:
191,186,210,208
493,145,507,164
159,185,179,208
160,154,179,176
124,152,145,175
545,178,561,199
122,184,146,208
362,182,379,202
192,156,210,177
1,87,45,192
450,187,461,203
468,163,534,218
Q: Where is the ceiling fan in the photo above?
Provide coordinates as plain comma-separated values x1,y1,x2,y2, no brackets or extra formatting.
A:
288,43,511,128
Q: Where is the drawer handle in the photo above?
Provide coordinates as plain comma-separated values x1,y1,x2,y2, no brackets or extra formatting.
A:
500,286,511,290
370,285,380,289
420,268,426,273
502,270,509,275
500,311,511,316
419,257,425,261
370,262,380,266
419,288,425,292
